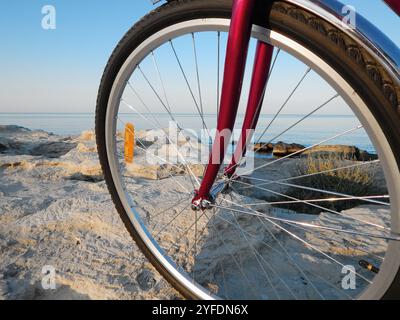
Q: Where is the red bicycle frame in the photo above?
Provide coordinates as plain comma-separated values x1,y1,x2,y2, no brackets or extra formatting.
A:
385,0,400,15
192,0,273,209
191,0,400,209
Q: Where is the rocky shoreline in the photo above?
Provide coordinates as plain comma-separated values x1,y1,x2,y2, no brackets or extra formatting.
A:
252,141,377,161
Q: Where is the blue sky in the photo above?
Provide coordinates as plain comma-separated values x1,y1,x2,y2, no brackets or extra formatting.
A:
0,0,399,114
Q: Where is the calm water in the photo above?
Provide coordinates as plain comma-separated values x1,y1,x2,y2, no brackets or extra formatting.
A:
0,113,375,153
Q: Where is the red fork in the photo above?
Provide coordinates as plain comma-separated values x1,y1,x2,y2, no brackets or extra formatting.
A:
191,0,274,210
384,0,400,16
224,41,274,177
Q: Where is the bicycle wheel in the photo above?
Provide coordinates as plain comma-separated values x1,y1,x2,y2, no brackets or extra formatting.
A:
96,0,400,299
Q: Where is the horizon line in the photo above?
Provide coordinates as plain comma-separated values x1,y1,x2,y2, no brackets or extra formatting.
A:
0,112,356,117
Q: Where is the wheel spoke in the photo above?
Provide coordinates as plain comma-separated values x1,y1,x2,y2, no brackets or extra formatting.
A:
242,195,390,206
127,80,204,182
228,192,325,299
255,66,311,145
137,65,179,125
116,116,193,193
116,111,198,188
203,211,262,299
119,99,201,187
233,124,364,179
151,51,172,113
257,94,339,151
243,175,390,206
155,203,191,238
219,193,359,299
214,199,373,284
276,213,385,262
246,160,380,187
212,210,300,297
166,210,208,254
224,195,296,299
151,195,192,228
232,178,390,231
268,48,281,79
192,33,205,129
217,31,221,116
193,209,198,282
254,93,339,153
169,40,211,139
216,196,397,240
127,79,199,189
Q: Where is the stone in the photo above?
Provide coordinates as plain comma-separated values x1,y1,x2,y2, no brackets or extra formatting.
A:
0,143,8,152
303,145,359,158
30,142,77,158
252,142,274,153
136,269,157,291
273,142,305,156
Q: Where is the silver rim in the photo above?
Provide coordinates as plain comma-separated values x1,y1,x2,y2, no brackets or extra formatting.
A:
104,18,400,300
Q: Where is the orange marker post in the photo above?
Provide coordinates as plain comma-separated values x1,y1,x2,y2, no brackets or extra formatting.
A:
124,123,135,164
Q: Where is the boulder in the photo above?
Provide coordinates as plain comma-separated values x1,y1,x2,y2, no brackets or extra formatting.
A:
304,145,358,158
78,130,95,141
126,162,204,180
136,269,157,291
302,145,378,161
75,142,97,153
0,125,30,133
30,142,77,158
0,142,8,153
273,142,305,156
252,142,274,153
358,150,379,161
69,172,104,183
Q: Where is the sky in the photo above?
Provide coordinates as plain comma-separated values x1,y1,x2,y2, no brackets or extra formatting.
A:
0,0,399,114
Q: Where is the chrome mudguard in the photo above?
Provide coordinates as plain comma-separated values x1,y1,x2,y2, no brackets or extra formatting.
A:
287,0,400,83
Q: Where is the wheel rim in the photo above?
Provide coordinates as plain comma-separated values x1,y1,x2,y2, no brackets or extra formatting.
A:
103,18,400,300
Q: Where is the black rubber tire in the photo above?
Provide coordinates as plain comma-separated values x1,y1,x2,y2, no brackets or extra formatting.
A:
96,0,400,299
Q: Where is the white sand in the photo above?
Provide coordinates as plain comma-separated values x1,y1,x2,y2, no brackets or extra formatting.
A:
0,125,389,300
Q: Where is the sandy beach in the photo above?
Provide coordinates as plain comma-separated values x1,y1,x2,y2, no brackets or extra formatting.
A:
0,125,389,300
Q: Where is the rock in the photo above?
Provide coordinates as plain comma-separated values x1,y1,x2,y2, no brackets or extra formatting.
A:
135,129,164,144
31,142,77,158
0,125,30,134
126,162,204,180
253,141,377,161
273,142,305,156
68,173,104,183
358,150,379,161
0,143,8,153
303,145,359,159
136,269,157,291
136,139,154,149
301,145,378,161
3,263,20,279
0,126,76,157
75,142,97,153
78,130,95,141
253,142,273,153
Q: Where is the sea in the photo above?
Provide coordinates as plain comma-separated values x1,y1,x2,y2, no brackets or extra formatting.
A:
0,113,376,153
